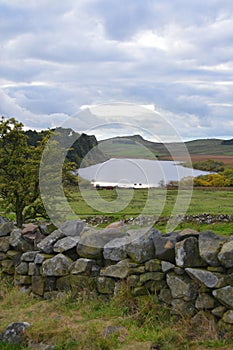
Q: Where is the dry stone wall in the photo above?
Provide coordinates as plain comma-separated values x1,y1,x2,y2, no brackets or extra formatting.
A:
1,216,233,325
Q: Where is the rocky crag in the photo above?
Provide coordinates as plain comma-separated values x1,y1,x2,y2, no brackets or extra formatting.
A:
1,216,233,327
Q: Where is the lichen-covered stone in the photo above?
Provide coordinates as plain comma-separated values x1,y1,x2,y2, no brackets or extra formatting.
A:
56,276,71,291
21,251,38,262
70,258,97,275
185,268,227,289
37,229,64,254
32,276,44,296
222,310,233,324
42,253,72,276
9,229,33,252
18,275,31,284
145,259,162,272
1,259,15,274
16,262,28,275
211,306,227,318
34,253,54,264
0,322,30,344
97,276,116,294
195,293,216,309
70,275,97,292
140,272,165,284
53,236,80,253
159,288,172,304
199,231,226,266
126,228,157,263
212,285,233,308
28,263,40,276
0,217,13,237
175,237,206,268
127,274,140,287
100,261,129,279
218,241,233,268
0,236,10,252
166,273,197,300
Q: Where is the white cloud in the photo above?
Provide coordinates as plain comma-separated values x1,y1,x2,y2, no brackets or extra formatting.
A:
0,0,232,140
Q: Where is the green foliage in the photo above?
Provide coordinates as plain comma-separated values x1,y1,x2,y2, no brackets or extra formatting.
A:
191,159,225,172
194,173,231,187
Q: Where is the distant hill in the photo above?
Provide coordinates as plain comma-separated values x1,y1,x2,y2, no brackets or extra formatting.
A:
99,135,233,162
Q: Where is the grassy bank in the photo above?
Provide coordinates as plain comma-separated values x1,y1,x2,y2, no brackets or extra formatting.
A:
1,278,233,350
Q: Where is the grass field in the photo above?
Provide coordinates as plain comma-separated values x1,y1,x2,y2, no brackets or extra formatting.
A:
1,278,233,350
67,187,233,234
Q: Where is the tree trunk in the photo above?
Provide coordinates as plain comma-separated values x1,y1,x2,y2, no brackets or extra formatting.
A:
16,208,24,228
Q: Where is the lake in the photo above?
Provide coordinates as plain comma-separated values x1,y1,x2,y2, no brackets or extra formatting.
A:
78,158,211,188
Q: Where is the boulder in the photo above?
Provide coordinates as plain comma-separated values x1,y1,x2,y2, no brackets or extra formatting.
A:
175,237,206,268
218,240,233,268
212,285,233,308
0,217,13,237
37,229,64,254
0,236,10,252
34,253,54,264
126,228,158,263
53,236,80,253
0,322,30,344
199,231,226,266
77,227,126,259
42,253,72,276
185,268,227,289
59,220,85,237
9,229,33,252
166,273,197,300
153,231,179,263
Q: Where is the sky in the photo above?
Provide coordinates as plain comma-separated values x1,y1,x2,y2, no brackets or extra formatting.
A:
0,0,233,141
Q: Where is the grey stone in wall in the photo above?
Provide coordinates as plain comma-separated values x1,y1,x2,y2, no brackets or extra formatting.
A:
0,236,10,252
16,262,28,275
166,273,197,300
199,231,226,266
161,261,175,273
145,259,162,272
77,227,126,259
0,217,13,237
100,260,129,279
37,229,64,254
185,268,227,289
9,229,33,252
53,236,80,253
212,285,233,308
21,251,38,262
103,236,129,261
70,258,97,275
42,253,72,276
153,231,179,263
59,220,85,237
195,293,217,309
126,228,157,263
97,276,116,294
222,310,233,324
218,240,233,268
175,237,206,268
34,253,54,264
